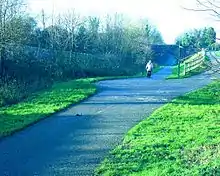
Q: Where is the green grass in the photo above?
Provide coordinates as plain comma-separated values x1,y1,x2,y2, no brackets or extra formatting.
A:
0,78,97,138
0,67,163,138
167,53,209,79
166,64,185,79
0,77,126,138
167,64,208,80
95,80,220,176
214,51,220,57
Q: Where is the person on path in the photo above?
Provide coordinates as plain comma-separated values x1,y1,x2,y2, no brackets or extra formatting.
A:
146,60,153,77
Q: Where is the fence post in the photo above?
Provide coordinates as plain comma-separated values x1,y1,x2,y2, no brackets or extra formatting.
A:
183,62,186,76
202,48,205,59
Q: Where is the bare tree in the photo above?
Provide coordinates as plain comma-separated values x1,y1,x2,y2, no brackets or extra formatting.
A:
182,0,220,20
61,10,81,56
0,0,26,81
181,0,220,75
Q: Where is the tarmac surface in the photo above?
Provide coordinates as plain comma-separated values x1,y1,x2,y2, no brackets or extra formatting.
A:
0,67,215,176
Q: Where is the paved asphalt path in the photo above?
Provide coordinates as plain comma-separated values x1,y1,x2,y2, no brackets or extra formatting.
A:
0,67,216,176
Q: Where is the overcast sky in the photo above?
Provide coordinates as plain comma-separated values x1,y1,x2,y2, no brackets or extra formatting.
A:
27,0,220,44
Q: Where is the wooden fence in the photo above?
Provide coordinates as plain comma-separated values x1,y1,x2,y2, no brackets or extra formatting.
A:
183,50,205,76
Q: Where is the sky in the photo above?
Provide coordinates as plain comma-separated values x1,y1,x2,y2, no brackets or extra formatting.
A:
27,0,220,44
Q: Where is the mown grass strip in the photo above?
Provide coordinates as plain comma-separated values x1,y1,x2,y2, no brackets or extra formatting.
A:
0,67,162,138
0,78,96,138
95,80,220,176
167,54,209,79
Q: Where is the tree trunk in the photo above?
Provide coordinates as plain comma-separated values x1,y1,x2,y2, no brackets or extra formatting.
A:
0,45,6,83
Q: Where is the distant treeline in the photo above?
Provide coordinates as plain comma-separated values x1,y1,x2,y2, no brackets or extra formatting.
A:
0,0,164,106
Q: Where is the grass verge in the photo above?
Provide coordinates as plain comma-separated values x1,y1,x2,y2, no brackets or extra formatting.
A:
167,55,209,79
0,78,97,138
214,51,220,57
0,67,163,138
167,64,208,79
95,80,220,176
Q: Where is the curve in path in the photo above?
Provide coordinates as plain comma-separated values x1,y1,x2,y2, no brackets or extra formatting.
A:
206,52,220,78
0,67,214,176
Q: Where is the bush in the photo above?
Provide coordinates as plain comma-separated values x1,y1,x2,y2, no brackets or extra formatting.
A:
0,46,144,107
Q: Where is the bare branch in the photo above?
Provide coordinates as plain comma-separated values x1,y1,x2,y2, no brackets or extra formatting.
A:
196,0,210,8
210,52,220,64
182,6,220,16
207,0,220,9
181,0,220,20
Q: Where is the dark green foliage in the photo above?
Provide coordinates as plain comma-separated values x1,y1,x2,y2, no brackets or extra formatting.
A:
0,12,165,107
176,27,216,55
